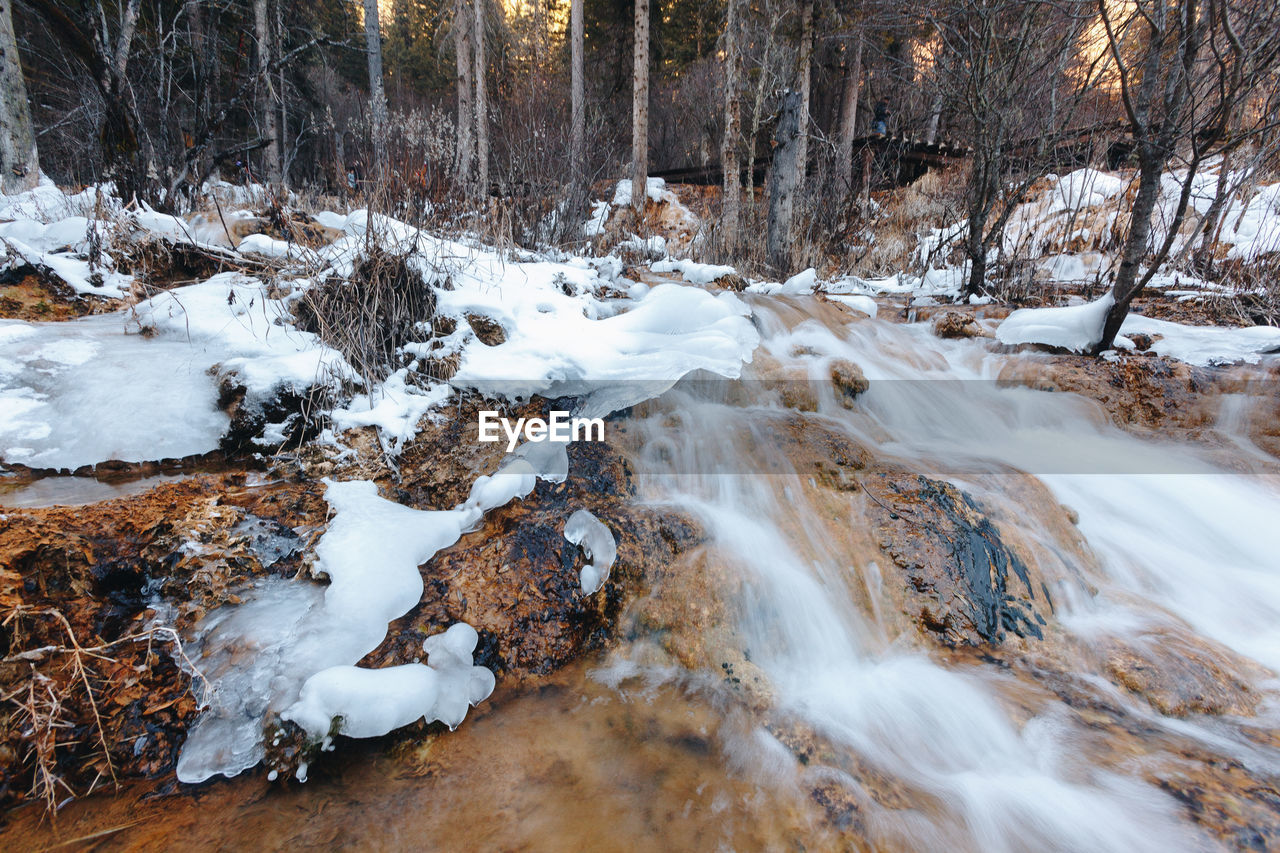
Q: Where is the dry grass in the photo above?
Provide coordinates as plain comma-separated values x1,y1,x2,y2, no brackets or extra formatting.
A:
293,245,441,387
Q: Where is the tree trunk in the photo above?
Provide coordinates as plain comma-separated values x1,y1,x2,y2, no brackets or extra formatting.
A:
363,0,389,184
184,0,209,188
767,90,802,273
0,0,38,192
720,0,741,244
834,31,863,194
1095,154,1164,351
473,0,488,202
254,0,281,186
570,0,584,182
275,0,289,185
965,210,987,297
745,19,775,201
631,0,650,214
793,0,814,193
925,94,943,144
1190,152,1233,276
454,0,473,186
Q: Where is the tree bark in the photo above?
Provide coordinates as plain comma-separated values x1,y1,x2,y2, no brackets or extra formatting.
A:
363,0,389,184
767,90,802,273
631,0,650,214
720,0,741,244
0,0,38,192
570,0,585,182
254,0,282,186
473,0,488,201
794,0,814,193
454,0,474,186
924,94,943,144
1095,154,1164,350
835,31,863,193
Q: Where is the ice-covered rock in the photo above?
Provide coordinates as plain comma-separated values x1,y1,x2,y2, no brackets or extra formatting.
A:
564,509,617,594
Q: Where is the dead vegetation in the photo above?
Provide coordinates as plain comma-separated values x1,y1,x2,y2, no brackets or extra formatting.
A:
294,246,440,386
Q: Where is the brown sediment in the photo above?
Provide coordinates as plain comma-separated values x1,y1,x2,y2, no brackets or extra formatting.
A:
0,474,327,808
0,271,122,321
0,662,849,852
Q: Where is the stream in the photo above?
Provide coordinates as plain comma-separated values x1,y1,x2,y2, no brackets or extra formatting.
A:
5,295,1279,851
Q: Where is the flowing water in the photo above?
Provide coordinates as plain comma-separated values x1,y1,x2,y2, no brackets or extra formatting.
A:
7,296,1280,851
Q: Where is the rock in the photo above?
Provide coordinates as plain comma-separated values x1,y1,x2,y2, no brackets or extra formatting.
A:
863,472,1048,646
829,359,869,406
464,313,507,346
0,475,328,807
1128,332,1154,351
1103,630,1263,717
717,273,748,292
778,368,819,412
932,311,982,339
996,354,1217,432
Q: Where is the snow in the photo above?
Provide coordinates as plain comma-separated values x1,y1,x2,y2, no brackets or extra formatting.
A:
749,267,819,296
1120,314,1280,366
826,294,878,317
283,626,495,741
612,177,672,207
584,200,610,237
996,293,1115,352
331,368,451,454
997,294,1280,365
450,281,758,416
564,509,617,594
650,257,737,285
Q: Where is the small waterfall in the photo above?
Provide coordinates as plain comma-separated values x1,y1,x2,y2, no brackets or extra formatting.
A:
625,297,1280,852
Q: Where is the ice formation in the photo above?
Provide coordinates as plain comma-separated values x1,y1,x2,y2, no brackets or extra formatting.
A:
176,461,556,783
283,624,495,740
564,509,617,595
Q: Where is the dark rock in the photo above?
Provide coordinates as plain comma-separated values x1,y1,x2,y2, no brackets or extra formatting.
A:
864,472,1045,645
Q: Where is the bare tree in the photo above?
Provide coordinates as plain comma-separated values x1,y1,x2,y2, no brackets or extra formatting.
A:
570,0,584,181
454,0,474,187
474,0,488,201
254,0,281,185
363,0,389,183
793,0,815,191
25,0,152,200
767,90,802,271
632,0,650,214
1092,0,1280,352
721,0,742,242
927,0,1098,298
835,28,864,193
0,0,38,192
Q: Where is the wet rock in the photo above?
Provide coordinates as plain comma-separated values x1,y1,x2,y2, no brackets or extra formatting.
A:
863,472,1047,646
778,368,819,412
829,359,869,406
1153,762,1280,850
1103,630,1263,717
216,379,327,453
932,311,982,339
367,435,705,683
996,354,1216,431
